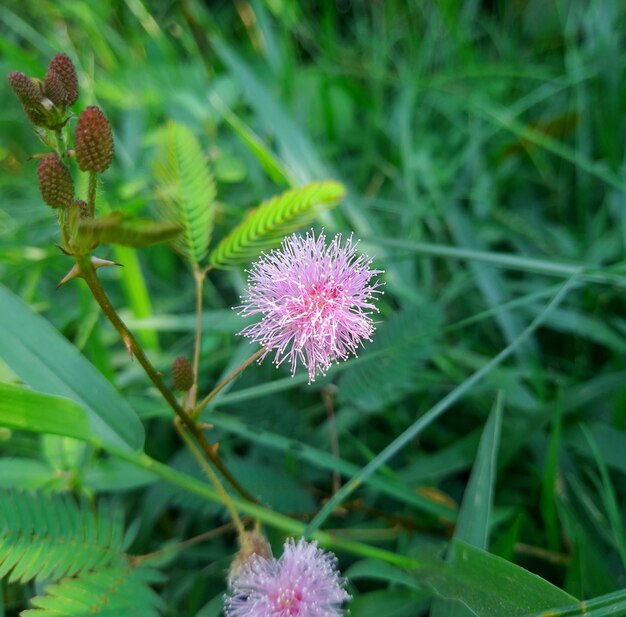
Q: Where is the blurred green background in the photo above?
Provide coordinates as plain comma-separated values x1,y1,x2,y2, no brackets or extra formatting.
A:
2,0,626,615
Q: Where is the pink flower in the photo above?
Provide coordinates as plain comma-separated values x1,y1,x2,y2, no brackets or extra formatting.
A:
237,230,383,382
225,538,350,617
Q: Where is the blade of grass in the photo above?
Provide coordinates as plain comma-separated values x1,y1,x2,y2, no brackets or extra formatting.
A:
304,275,579,536
581,425,626,569
431,392,504,617
366,236,626,287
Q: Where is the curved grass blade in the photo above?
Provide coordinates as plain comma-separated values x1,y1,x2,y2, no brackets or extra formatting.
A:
431,392,504,617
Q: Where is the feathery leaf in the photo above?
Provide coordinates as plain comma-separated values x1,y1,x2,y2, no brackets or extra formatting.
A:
338,304,441,412
153,121,216,264
209,180,345,268
0,490,125,583
22,565,165,616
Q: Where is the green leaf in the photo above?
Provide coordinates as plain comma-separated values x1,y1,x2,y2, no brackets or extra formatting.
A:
0,284,144,451
0,489,125,583
153,121,217,264
451,393,503,549
431,393,504,617
209,180,346,268
422,540,577,617
22,565,164,616
75,213,182,249
0,383,92,442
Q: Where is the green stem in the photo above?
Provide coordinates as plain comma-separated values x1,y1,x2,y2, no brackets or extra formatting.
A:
193,347,266,419
57,209,70,251
76,254,257,503
54,128,68,160
189,264,206,409
175,418,246,538
107,446,421,569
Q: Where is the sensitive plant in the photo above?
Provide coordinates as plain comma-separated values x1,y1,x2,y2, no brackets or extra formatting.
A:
3,52,365,614
3,2,626,615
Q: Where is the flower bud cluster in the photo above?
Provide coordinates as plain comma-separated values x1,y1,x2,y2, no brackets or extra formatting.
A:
7,53,78,129
7,52,115,217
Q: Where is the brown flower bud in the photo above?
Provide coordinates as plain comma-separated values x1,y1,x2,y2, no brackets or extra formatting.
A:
44,69,67,108
228,532,272,586
74,106,114,173
47,53,78,106
7,71,43,107
172,357,194,392
37,153,74,209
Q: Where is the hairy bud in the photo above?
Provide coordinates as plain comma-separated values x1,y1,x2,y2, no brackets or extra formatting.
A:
8,71,43,107
228,531,273,586
172,357,194,392
74,106,114,173
37,153,74,209
47,53,78,106
44,69,67,108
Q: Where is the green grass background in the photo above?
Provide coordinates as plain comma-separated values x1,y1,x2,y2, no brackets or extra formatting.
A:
1,0,626,615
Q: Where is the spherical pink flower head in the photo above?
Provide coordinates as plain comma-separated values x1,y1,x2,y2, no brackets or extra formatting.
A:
226,538,350,617
238,230,384,382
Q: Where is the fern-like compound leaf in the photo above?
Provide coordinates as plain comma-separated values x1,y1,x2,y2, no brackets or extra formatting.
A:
153,121,217,265
209,180,346,268
0,490,125,583
21,565,165,616
338,304,442,412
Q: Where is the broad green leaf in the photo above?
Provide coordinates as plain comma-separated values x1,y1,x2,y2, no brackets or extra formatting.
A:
153,121,217,264
0,383,92,442
0,284,144,451
431,393,504,617
209,180,345,268
75,213,182,249
422,540,577,617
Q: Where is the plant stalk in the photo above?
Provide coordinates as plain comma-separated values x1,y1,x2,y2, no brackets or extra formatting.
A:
76,254,257,503
193,347,266,419
189,264,207,408
175,418,246,538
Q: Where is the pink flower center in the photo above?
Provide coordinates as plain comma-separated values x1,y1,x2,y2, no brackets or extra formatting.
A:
305,281,340,315
270,587,303,615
